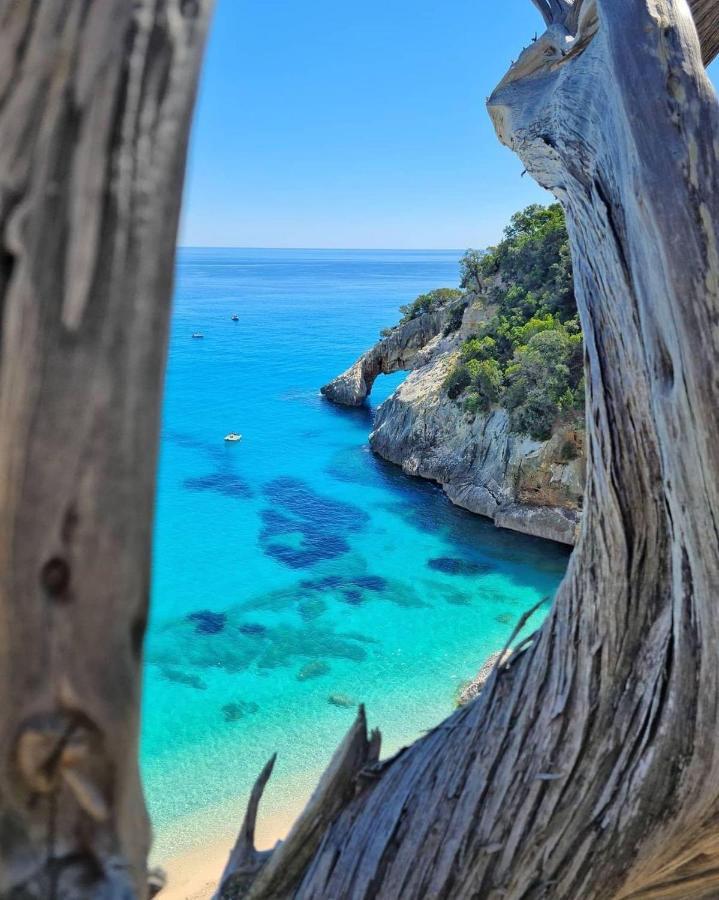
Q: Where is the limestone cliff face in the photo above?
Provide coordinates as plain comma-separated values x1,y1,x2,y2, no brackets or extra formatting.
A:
323,299,586,545
369,342,584,545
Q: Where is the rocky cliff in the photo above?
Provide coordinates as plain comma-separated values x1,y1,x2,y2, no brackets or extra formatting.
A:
322,297,585,546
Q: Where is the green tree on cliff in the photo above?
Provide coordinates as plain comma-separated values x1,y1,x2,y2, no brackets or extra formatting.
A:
447,203,583,439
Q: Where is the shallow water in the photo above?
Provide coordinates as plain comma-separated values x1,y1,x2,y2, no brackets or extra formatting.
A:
142,248,570,858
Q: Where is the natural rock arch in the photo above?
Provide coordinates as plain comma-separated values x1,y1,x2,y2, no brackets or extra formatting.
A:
320,308,448,406
0,1,718,898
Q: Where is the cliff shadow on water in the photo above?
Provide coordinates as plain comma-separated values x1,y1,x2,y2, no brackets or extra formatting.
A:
324,425,572,591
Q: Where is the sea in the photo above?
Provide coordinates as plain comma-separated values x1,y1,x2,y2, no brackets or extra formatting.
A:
141,248,570,860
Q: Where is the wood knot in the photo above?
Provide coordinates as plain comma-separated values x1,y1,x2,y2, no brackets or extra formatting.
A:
41,556,71,600
16,712,110,821
180,0,200,18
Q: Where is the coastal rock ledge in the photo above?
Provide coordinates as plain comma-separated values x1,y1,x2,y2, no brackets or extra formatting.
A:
322,299,585,546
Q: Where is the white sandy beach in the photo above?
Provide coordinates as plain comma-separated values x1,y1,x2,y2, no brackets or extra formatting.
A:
159,805,298,900
152,769,316,900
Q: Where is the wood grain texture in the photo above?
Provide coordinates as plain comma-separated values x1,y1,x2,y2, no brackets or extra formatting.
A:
225,2,719,898
689,0,719,61
0,1,212,896
214,754,277,899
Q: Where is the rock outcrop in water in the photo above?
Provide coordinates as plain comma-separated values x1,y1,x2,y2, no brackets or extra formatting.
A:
456,650,511,706
323,295,585,545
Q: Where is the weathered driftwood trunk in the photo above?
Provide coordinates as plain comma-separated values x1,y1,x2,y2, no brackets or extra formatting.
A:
0,1,211,896
219,2,719,898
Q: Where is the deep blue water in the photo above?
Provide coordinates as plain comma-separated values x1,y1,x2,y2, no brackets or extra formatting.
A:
142,248,570,859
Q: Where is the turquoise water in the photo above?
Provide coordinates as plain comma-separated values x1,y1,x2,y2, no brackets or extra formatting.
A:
142,248,570,859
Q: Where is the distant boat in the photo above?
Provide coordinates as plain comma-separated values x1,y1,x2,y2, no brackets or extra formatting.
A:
192,332,204,339
224,432,242,442
231,314,239,321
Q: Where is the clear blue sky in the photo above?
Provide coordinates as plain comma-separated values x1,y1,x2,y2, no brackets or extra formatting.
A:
179,0,719,250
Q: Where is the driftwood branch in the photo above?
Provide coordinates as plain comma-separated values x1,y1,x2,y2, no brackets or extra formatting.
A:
214,754,277,899
216,707,381,899
0,1,212,896
242,706,380,899
689,0,719,62
530,0,576,27
530,0,719,58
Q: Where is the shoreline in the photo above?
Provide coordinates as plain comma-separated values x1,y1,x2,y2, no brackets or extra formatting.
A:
153,628,552,899
156,800,302,900
159,820,292,900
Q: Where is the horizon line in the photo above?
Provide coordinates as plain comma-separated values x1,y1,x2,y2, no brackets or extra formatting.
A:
176,245,468,252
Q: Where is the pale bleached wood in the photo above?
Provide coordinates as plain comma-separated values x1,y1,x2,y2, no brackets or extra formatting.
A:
245,707,381,900
214,755,277,900
0,1,212,896
689,0,719,61
225,2,719,898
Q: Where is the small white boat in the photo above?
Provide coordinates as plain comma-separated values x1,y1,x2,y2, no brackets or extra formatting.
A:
231,314,239,321
192,332,204,339
224,432,242,442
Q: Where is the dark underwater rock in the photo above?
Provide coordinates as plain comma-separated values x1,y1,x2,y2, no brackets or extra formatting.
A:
222,700,260,722
148,613,370,679
300,575,344,590
297,660,331,681
443,592,472,606
183,472,253,499
263,476,369,532
258,478,368,570
427,557,490,576
260,508,299,534
328,692,355,709
298,598,327,620
263,535,350,569
350,575,387,592
160,667,208,690
260,508,351,569
239,622,267,636
187,610,227,634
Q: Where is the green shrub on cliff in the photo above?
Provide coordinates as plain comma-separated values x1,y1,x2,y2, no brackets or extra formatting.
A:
445,364,472,399
463,358,503,414
446,203,583,440
459,249,485,293
478,203,574,321
442,296,469,335
380,287,465,338
503,326,583,438
399,288,463,324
